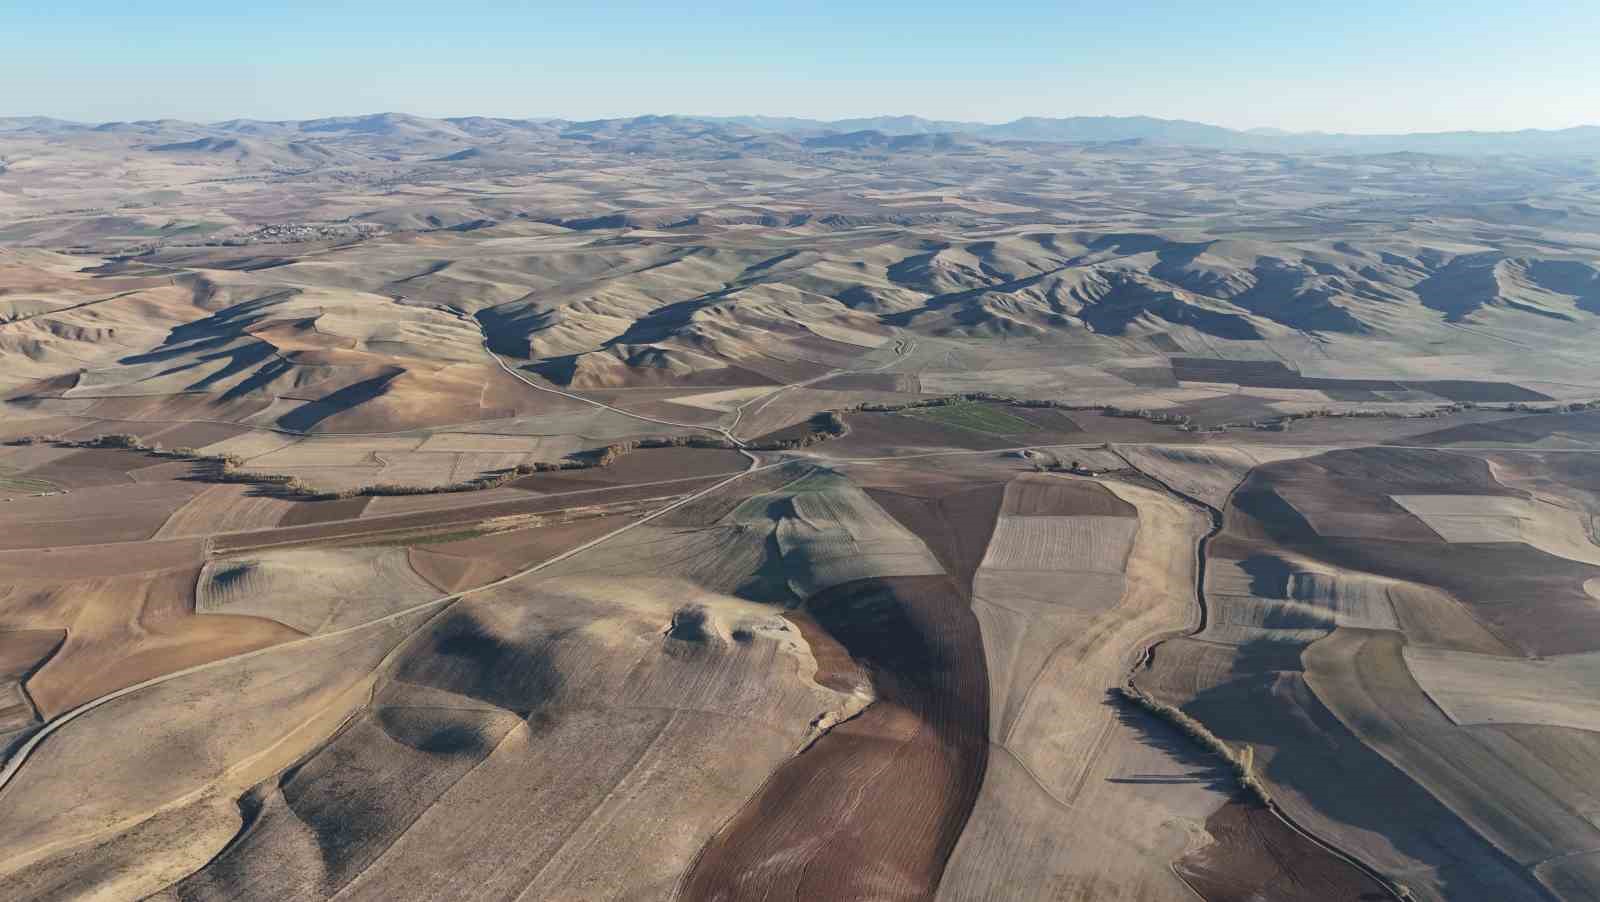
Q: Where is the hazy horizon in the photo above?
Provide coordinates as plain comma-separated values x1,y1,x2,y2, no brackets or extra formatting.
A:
6,107,1600,137
5,7,1600,899
5,1,1597,134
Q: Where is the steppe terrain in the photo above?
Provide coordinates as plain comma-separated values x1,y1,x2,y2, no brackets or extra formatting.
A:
1,111,1599,900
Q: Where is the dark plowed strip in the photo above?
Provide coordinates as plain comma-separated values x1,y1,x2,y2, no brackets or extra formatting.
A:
216,476,724,553
999,473,1137,517
827,414,1016,456
866,483,1006,598
1170,357,1552,403
277,496,373,527
1390,409,1600,447
1175,798,1394,901
1235,448,1600,656
508,447,748,491
679,575,988,902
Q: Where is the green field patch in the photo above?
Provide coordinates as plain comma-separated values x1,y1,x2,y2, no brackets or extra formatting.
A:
898,401,1040,435
0,467,61,494
161,220,227,236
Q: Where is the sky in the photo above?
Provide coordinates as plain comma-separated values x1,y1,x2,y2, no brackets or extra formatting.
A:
5,1,1598,133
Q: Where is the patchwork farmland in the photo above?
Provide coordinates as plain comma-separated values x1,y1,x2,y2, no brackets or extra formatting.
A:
5,107,1600,901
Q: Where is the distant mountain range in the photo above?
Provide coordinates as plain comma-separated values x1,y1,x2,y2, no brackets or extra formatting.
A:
705,114,1600,155
3,111,1598,156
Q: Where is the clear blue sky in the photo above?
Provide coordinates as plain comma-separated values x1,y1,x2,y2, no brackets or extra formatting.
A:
5,1,1597,132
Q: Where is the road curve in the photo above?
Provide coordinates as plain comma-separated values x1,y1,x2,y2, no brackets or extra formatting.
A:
0,457,775,801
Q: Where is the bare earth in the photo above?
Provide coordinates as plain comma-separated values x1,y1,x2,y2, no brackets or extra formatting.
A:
2,112,1600,900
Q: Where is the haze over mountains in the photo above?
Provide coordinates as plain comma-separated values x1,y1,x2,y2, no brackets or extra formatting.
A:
5,110,1600,155
4,105,1600,413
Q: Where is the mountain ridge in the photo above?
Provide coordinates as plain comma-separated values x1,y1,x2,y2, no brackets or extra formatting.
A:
3,110,1598,155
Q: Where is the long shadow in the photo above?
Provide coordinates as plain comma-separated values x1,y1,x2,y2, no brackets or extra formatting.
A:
680,573,990,900
1171,637,1549,900
1105,690,1235,796
275,372,400,433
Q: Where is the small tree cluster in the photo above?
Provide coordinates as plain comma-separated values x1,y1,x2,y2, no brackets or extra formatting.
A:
1116,685,1272,804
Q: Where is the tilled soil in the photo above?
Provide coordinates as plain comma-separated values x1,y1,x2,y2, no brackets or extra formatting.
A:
1175,797,1396,901
866,482,1007,596
679,575,989,901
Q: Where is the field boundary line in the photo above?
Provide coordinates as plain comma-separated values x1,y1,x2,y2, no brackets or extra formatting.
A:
0,458,774,802
1110,443,1413,902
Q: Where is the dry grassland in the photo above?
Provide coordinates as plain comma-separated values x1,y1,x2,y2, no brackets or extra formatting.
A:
1393,492,1600,565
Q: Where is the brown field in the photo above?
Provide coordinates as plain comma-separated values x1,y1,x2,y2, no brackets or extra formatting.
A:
681,575,989,901
277,495,375,526
213,476,722,553
866,481,1008,594
0,481,208,549
3,561,302,716
1394,410,1600,448
999,472,1137,516
155,484,298,538
407,516,641,590
0,630,64,738
1231,449,1600,655
1134,445,1600,901
1174,797,1395,901
825,412,1018,455
508,445,747,490
6,111,1600,899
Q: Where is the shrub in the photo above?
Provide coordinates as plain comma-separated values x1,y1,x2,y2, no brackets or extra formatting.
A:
84,433,147,450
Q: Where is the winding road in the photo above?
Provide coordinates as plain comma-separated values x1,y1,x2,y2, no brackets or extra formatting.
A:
0,456,775,802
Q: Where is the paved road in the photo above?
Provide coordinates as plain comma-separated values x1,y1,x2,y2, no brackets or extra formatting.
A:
728,336,915,440
482,340,747,446
0,289,150,328
0,457,776,801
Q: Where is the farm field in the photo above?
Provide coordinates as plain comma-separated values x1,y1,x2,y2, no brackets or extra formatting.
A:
900,400,1042,434
1135,445,1600,901
6,406,1600,899
5,106,1600,900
